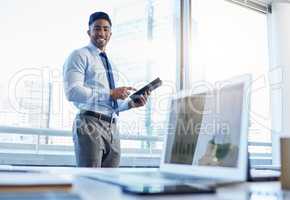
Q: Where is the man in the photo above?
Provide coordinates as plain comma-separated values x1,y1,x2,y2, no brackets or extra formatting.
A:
63,11,149,167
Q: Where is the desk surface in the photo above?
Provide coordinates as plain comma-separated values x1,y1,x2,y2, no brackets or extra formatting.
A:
0,166,289,200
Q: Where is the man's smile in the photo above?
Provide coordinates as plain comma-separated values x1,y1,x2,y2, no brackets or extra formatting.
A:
97,38,106,43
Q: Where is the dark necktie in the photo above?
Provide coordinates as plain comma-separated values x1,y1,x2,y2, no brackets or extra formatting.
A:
99,52,119,115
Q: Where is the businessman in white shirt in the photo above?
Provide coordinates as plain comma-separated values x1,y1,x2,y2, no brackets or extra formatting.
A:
63,11,149,167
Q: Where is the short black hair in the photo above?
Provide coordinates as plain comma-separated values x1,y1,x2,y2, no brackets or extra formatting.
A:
88,11,112,27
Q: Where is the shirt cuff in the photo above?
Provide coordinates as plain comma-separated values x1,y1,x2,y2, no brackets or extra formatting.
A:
117,99,131,112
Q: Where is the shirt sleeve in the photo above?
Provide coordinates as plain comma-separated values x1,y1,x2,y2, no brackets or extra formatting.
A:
63,50,111,104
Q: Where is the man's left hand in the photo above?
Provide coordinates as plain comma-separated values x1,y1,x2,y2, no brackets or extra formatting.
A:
129,91,150,109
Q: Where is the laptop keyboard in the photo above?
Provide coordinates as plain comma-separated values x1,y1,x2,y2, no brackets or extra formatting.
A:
85,170,223,188
122,171,219,185
125,171,201,180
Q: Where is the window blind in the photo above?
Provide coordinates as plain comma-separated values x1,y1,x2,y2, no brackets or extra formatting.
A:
225,0,270,13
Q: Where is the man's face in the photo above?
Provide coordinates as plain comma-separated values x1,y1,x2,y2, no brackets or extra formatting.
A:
88,19,112,51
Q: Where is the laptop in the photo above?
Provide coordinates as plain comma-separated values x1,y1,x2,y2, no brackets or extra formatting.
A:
82,74,252,187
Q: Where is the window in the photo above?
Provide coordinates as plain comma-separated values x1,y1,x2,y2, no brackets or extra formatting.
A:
191,0,271,166
0,0,270,167
0,0,177,166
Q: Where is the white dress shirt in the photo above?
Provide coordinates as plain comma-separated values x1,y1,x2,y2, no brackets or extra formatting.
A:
63,43,130,116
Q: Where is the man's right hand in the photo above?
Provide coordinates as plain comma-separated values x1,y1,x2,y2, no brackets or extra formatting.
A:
110,87,136,100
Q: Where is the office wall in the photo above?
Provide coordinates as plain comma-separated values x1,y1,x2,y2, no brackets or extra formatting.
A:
267,2,290,166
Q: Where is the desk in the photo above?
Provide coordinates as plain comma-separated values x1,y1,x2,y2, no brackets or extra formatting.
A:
0,166,289,200
74,178,284,200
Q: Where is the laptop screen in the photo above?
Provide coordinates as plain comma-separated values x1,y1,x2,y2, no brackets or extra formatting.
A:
164,83,244,168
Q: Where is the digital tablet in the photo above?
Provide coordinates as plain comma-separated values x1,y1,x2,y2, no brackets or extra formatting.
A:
129,77,162,103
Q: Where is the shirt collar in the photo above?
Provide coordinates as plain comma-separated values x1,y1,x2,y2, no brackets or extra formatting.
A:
88,42,104,55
